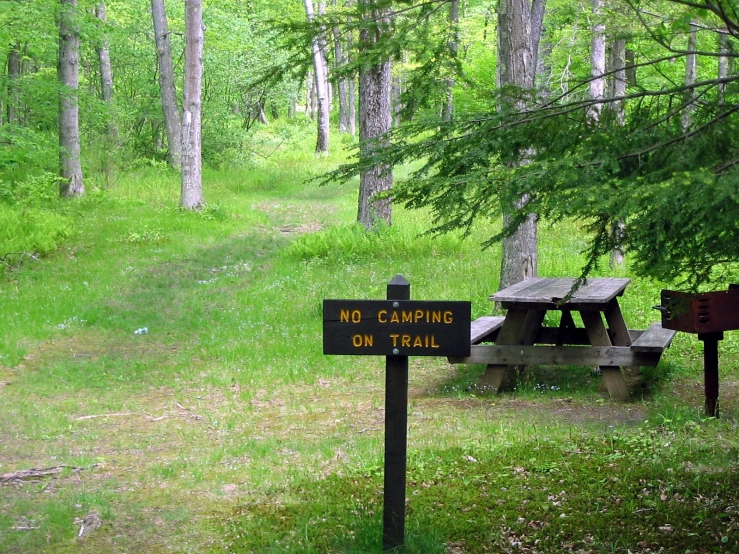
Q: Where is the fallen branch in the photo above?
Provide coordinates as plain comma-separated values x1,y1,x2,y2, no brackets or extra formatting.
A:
0,464,98,483
74,412,135,421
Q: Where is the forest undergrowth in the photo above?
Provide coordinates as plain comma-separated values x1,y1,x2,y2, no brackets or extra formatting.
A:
1,125,738,553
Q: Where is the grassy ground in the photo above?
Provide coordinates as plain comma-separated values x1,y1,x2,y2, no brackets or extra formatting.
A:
1,126,738,553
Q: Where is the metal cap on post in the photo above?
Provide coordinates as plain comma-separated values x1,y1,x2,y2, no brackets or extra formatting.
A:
383,274,410,551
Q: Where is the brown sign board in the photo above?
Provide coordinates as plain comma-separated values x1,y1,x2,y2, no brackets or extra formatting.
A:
323,299,471,357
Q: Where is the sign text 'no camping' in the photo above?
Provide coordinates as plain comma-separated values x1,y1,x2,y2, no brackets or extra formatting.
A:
323,299,471,357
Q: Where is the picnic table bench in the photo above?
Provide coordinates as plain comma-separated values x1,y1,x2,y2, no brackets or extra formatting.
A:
449,277,676,399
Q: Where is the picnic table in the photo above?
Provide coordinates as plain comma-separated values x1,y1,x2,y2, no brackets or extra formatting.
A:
449,277,677,399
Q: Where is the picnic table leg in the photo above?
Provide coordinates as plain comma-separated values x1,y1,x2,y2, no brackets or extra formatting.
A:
480,309,528,393
604,299,638,376
581,311,629,400
480,309,546,393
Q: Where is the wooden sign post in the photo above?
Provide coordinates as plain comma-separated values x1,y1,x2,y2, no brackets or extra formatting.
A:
323,275,470,551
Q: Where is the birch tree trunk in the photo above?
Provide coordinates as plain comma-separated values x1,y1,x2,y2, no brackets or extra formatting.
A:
180,0,204,210
588,0,606,121
58,0,84,197
682,23,697,132
151,0,182,169
496,0,544,291
357,0,392,228
442,0,459,122
304,0,330,154
718,32,728,104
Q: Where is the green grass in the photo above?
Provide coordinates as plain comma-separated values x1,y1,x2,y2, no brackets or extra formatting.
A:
1,121,738,553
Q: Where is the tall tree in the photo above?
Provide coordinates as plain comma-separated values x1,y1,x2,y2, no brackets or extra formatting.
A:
7,42,22,125
588,0,606,121
331,0,349,133
497,0,546,290
681,22,697,132
304,0,330,154
151,0,182,169
357,0,392,228
94,2,113,103
181,0,205,209
58,0,84,197
442,0,460,122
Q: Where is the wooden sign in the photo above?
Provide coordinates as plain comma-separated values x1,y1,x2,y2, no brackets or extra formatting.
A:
323,299,471,357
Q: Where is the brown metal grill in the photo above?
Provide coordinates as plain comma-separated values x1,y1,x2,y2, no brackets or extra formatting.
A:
655,285,739,417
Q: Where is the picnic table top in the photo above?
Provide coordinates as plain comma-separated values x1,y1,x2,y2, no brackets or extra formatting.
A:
490,277,631,307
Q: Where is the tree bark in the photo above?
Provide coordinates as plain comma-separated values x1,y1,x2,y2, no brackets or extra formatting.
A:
151,0,182,169
718,32,728,104
181,0,205,210
608,38,627,267
7,42,22,125
332,21,349,133
682,23,697,132
357,0,392,229
94,3,114,103
496,0,543,291
588,0,606,121
58,0,84,197
442,0,460,122
347,14,357,136
304,0,330,154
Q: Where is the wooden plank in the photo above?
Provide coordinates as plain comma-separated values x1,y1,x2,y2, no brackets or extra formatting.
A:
449,345,661,367
492,278,631,308
470,316,505,344
480,309,529,392
604,299,632,346
631,323,677,353
581,311,629,400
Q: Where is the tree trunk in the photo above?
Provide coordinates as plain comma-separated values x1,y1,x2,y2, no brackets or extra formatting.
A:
347,16,357,136
95,3,114,102
304,0,330,154
58,0,84,197
608,38,627,267
718,32,728,104
496,0,543,291
682,23,697,132
7,42,22,125
442,0,459,122
151,0,182,169
608,38,626,124
625,48,637,86
357,0,392,229
588,0,606,121
332,21,349,133
181,0,204,210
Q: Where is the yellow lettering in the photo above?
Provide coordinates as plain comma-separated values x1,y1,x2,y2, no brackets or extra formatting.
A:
378,310,387,323
340,310,350,323
352,310,361,323
402,335,411,347
390,334,400,346
431,335,440,348
391,311,400,323
415,309,424,322
402,311,413,323
352,334,374,347
431,311,441,323
443,311,453,324
413,336,422,347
